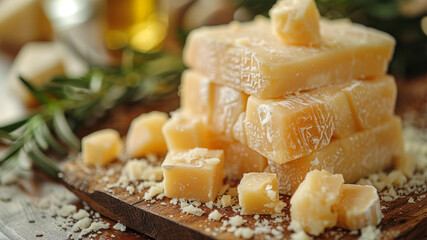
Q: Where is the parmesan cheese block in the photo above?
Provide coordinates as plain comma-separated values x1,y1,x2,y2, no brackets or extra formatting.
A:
180,70,248,137
8,42,65,106
337,184,382,230
212,136,267,180
269,0,321,46
238,173,281,215
126,111,169,158
82,129,123,166
162,112,213,151
290,170,344,236
265,116,404,195
162,148,224,202
245,76,396,164
184,17,395,98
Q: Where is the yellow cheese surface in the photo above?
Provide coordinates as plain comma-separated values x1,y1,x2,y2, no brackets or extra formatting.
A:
82,129,123,166
212,136,267,180
337,184,382,230
238,173,281,215
181,70,248,137
126,111,169,158
184,17,395,98
265,116,404,195
162,112,212,151
269,0,321,46
162,148,224,202
290,170,344,236
245,76,396,163
8,42,65,106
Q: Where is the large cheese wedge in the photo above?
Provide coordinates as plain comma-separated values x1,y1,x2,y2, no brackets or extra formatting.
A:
181,70,248,137
184,17,395,98
162,148,224,202
265,116,404,195
269,0,321,46
8,42,65,106
290,170,344,236
337,184,382,230
245,76,396,164
211,136,267,180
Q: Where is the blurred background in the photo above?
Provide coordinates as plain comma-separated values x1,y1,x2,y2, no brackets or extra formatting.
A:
0,0,426,125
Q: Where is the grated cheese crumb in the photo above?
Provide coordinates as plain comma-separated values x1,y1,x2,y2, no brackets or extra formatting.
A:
126,186,135,195
72,217,92,232
113,222,126,232
73,209,90,220
234,227,254,239
182,205,204,216
58,205,77,217
360,225,382,240
229,216,246,227
208,210,223,221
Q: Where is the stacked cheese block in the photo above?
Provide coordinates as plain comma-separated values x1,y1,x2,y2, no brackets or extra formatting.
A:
163,0,405,196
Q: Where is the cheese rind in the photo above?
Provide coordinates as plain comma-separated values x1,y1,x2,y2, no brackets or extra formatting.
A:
337,184,382,230
265,116,404,195
184,17,395,98
290,170,344,236
238,173,281,215
82,129,123,166
269,0,321,45
126,111,169,158
162,148,224,202
245,76,396,164
162,112,212,151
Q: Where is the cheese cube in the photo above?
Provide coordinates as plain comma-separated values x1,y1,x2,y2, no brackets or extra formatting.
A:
269,0,321,45
337,184,382,230
126,111,169,158
231,112,247,144
0,0,51,47
180,70,248,137
290,170,344,236
162,148,224,202
82,129,123,166
8,42,65,106
265,116,404,195
184,17,395,98
245,76,396,164
162,112,212,151
238,173,281,215
212,136,267,180
180,70,213,122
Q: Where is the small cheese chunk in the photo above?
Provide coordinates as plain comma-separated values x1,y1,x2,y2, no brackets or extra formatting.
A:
162,112,212,151
212,136,267,180
82,129,122,166
290,170,344,236
238,173,281,215
269,0,321,45
162,148,224,202
126,111,169,158
245,76,396,164
8,42,65,106
232,112,247,144
184,17,395,98
265,116,404,195
337,184,382,230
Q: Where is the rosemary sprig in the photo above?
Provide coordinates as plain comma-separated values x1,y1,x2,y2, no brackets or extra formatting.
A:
0,49,185,178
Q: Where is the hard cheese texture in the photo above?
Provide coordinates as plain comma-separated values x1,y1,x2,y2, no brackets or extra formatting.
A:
184,17,395,98
162,148,224,202
162,112,212,151
180,70,248,137
290,170,344,236
82,129,122,166
8,42,65,106
269,0,321,45
245,76,396,163
238,173,281,215
126,111,168,158
212,136,267,180
337,184,382,230
265,116,404,195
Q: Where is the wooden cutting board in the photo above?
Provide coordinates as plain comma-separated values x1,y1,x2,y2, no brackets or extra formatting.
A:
61,159,427,240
